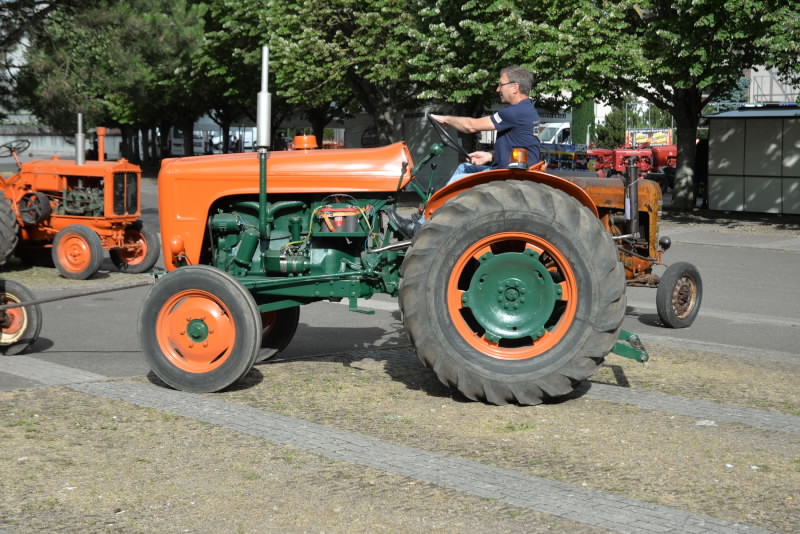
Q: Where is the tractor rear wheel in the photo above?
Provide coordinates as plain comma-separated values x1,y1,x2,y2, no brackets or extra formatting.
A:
0,191,19,266
656,261,702,328
110,220,160,273
256,306,300,362
52,225,103,279
399,180,625,405
139,265,261,392
1,279,42,355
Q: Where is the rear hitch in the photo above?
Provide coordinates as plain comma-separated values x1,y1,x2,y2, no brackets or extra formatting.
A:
611,329,649,363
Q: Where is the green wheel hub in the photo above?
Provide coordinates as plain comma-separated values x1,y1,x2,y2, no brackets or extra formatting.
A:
186,318,210,343
461,249,561,342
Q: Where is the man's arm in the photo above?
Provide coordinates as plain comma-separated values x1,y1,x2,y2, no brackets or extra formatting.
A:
430,113,495,134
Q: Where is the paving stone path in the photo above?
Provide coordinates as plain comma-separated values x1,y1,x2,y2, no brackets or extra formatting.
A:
4,354,793,534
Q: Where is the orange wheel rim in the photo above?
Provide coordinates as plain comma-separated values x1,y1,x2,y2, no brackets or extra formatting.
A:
58,234,93,272
446,232,578,360
118,229,147,265
155,289,237,373
1,297,27,344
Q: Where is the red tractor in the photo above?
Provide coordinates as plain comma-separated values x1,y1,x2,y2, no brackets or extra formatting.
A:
589,143,676,192
0,120,160,279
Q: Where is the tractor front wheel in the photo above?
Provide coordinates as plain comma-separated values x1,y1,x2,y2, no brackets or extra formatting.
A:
110,221,160,273
52,225,103,279
139,265,261,392
656,261,702,328
257,306,300,362
1,279,42,355
399,180,625,405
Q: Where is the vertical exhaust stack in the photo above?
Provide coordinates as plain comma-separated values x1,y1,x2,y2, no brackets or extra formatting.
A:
96,126,106,162
75,113,85,165
256,46,271,150
625,156,640,238
257,46,271,238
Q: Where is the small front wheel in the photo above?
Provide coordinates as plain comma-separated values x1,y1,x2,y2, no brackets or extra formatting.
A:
52,225,103,279
0,280,42,355
138,265,261,392
110,221,160,273
256,306,300,362
656,261,702,328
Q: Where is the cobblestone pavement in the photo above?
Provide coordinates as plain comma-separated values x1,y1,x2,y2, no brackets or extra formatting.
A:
4,352,796,534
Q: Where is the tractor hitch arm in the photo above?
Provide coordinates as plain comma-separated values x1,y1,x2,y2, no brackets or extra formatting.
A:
611,329,650,363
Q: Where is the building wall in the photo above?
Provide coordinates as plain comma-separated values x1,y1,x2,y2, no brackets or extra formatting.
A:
709,116,800,214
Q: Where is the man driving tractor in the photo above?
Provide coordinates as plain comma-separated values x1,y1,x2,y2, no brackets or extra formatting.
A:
391,65,541,237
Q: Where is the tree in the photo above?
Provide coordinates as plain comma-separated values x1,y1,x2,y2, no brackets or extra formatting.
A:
0,1,91,120
16,0,206,161
531,0,800,210
407,1,552,150
595,107,627,148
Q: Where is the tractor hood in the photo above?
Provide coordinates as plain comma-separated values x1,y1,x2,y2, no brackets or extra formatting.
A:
159,142,413,193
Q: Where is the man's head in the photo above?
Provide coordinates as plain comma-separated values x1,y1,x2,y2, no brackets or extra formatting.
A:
496,66,533,104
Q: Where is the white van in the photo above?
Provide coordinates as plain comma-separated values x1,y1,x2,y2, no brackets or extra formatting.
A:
537,122,571,145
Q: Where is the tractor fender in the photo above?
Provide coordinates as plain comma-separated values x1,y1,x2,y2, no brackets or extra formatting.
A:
423,167,599,220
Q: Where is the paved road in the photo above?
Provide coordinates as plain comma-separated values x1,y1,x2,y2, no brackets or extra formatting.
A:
624,226,800,360
2,177,799,387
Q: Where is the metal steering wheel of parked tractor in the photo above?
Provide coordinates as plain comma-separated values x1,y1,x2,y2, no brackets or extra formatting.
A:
0,139,31,159
427,114,471,162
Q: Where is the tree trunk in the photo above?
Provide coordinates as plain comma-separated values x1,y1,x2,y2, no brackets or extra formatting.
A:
180,118,194,157
306,106,331,148
346,70,411,145
670,88,703,211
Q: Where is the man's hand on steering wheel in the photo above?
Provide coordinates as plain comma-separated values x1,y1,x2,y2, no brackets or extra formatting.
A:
468,151,492,166
427,113,471,162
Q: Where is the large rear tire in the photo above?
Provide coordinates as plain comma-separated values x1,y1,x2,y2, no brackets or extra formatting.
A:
0,280,42,355
0,191,19,266
52,225,103,280
138,265,261,392
109,220,160,273
399,180,625,405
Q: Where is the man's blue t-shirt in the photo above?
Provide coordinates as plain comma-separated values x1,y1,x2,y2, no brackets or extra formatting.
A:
489,98,540,169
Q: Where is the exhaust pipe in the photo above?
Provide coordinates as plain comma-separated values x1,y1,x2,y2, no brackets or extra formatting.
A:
96,126,106,162
75,113,85,165
625,156,640,238
257,45,271,239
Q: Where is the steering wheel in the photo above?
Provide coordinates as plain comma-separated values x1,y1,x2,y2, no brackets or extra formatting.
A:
427,114,471,161
0,139,31,158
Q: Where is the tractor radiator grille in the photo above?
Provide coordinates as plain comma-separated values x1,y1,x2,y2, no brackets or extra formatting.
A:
113,172,138,215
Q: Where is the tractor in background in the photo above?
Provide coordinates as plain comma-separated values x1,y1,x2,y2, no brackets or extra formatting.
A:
589,143,677,192
0,117,160,279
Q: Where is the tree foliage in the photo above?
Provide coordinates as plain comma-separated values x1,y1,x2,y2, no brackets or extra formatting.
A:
15,0,206,160
530,0,800,208
3,0,799,210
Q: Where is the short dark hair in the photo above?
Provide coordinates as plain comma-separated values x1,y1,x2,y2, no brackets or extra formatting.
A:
501,66,533,95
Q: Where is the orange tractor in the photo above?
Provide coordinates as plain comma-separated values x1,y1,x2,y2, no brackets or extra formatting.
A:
135,50,702,405
0,119,160,279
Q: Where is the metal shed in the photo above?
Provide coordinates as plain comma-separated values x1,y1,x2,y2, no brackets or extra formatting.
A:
705,105,800,214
